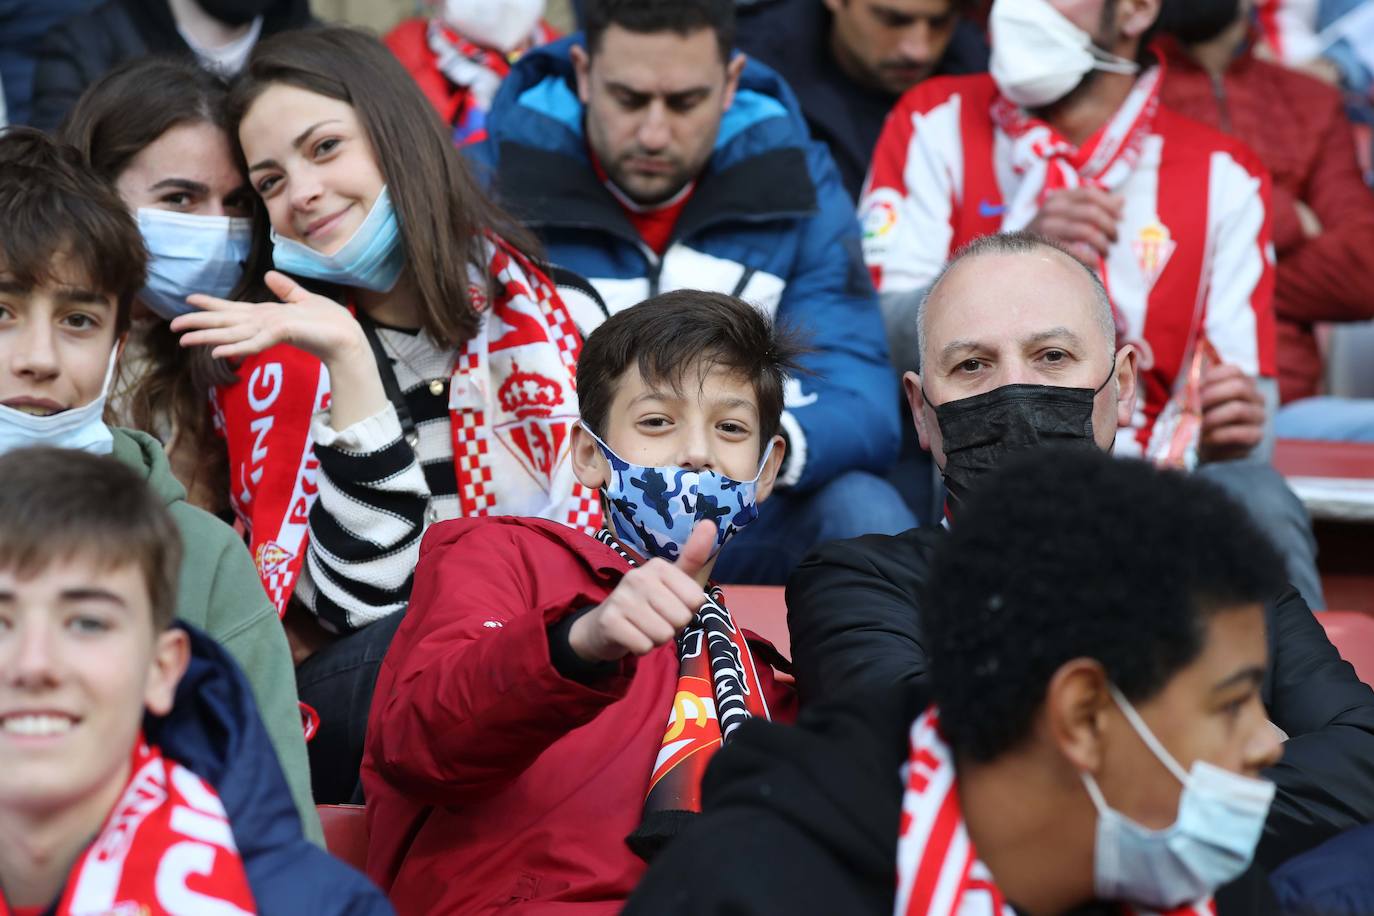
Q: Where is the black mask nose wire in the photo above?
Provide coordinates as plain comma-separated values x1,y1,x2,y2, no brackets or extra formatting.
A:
920,356,1118,410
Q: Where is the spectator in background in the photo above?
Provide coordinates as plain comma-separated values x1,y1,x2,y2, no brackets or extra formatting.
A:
60,56,253,512
0,127,320,841
860,0,1326,609
735,0,988,201
386,0,559,146
1160,0,1374,443
785,233,1374,870
0,0,94,127
0,449,388,913
628,447,1288,915
472,0,910,585
29,0,313,132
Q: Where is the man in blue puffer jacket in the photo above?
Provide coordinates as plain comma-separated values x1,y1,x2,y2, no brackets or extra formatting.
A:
470,0,913,584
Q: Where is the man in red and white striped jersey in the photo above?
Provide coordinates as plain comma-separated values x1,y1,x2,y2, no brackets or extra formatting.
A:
860,0,1323,607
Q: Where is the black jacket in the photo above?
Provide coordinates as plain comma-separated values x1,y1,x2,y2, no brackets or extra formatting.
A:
735,0,989,200
786,527,1374,870
29,0,312,131
624,681,1279,915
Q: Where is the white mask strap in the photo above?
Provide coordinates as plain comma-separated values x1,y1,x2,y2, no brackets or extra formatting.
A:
1108,683,1192,785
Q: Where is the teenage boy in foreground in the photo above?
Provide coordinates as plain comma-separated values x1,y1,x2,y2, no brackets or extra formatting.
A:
363,290,798,914
629,448,1288,915
0,448,389,913
0,126,316,839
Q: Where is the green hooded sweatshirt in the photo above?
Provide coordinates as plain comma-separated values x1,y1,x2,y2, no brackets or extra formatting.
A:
111,428,323,844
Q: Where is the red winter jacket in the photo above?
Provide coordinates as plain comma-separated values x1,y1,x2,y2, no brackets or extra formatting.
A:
1161,37,1374,403
361,516,795,914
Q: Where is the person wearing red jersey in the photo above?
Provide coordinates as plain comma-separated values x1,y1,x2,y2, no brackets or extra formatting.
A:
859,0,1322,608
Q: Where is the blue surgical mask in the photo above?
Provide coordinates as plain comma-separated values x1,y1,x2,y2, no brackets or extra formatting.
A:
0,351,117,456
583,424,773,563
269,185,405,292
1082,684,1276,911
137,209,253,320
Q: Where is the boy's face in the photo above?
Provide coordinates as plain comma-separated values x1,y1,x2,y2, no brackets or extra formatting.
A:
572,362,786,496
0,555,187,819
0,256,119,417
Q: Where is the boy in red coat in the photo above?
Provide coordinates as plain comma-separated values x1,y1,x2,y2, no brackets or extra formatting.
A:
362,289,799,914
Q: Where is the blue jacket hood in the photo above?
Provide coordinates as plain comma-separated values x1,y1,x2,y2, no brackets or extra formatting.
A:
147,624,392,915
482,34,817,179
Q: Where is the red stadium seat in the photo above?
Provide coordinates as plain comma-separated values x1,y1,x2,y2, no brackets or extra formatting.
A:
318,804,369,872
1318,612,1374,687
724,585,790,661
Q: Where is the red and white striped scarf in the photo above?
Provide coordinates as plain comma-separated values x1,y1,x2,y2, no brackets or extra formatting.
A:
0,736,255,916
213,235,601,619
895,708,1216,916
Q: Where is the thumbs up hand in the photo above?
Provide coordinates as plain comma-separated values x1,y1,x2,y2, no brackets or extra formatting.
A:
568,521,718,663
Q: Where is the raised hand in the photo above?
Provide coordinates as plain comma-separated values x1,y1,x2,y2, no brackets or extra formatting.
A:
567,521,717,663
171,270,368,366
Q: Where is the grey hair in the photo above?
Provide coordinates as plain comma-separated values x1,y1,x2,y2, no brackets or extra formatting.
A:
916,231,1117,368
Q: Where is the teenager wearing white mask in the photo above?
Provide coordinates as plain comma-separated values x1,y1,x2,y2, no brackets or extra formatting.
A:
61,56,253,512
171,26,596,803
0,126,320,844
385,0,556,145
628,447,1288,914
857,0,1327,611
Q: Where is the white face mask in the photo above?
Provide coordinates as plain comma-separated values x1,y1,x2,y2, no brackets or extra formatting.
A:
0,349,118,457
1081,684,1276,911
440,0,545,53
989,0,1140,109
138,209,253,320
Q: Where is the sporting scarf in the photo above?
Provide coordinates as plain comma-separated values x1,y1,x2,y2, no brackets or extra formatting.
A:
214,234,600,620
593,530,773,861
425,18,558,143
895,708,1216,916
0,736,255,916
991,62,1166,339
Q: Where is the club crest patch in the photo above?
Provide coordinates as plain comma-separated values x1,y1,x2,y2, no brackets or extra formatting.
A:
1133,219,1177,291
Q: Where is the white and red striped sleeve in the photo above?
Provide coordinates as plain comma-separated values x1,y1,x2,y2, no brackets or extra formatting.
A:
1203,146,1278,379
858,85,965,295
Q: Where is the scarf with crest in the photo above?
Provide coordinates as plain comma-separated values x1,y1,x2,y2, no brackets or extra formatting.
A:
592,530,773,861
0,736,255,916
896,708,1215,916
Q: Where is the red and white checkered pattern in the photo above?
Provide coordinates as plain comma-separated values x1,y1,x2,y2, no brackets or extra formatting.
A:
564,485,602,536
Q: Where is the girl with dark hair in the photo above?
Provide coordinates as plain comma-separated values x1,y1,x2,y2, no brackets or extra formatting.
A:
61,55,255,512
171,25,599,801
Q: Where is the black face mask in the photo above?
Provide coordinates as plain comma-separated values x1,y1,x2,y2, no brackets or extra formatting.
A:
195,0,276,26
925,365,1115,506
1158,0,1244,45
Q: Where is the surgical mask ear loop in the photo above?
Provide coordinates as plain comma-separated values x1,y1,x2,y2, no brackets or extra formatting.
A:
1108,683,1193,785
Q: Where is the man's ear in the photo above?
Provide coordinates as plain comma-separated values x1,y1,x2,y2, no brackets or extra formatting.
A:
753,433,787,504
143,627,191,718
1113,345,1139,431
1044,658,1114,775
571,43,593,105
722,52,747,111
571,423,610,490
903,371,931,451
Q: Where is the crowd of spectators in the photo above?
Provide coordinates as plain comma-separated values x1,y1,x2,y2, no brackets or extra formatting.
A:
0,0,1373,913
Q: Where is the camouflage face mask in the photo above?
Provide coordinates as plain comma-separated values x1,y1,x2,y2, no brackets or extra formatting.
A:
582,424,774,563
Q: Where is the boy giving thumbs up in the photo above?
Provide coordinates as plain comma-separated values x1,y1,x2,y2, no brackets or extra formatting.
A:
361,290,800,915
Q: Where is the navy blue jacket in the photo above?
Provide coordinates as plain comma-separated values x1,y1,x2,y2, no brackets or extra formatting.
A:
144,625,392,914
470,37,900,493
1272,821,1374,914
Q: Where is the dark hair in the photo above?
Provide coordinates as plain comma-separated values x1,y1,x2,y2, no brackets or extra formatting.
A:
228,25,541,350
0,448,182,632
584,0,736,61
61,57,246,499
577,290,804,448
926,448,1286,763
0,128,145,335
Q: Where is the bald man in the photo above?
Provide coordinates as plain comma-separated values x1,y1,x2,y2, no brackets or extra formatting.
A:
786,230,1374,869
